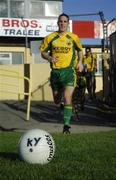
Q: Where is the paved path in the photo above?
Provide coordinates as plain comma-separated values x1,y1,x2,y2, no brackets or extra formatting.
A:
0,101,116,134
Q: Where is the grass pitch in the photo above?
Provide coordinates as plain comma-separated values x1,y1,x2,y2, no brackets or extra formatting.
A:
0,130,116,180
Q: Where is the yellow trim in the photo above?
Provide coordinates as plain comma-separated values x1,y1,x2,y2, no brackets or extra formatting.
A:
64,105,72,109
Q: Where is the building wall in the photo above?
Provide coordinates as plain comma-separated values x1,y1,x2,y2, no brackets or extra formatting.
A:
0,62,103,101
0,64,24,100
0,0,63,18
31,63,53,101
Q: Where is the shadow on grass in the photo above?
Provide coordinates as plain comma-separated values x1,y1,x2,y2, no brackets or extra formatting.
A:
0,152,19,161
0,126,19,132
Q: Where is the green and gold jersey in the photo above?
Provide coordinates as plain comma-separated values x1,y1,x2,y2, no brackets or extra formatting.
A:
83,54,96,71
39,31,82,69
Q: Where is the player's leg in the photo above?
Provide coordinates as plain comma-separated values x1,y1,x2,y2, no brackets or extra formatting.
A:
52,89,63,104
61,67,77,133
80,88,86,110
63,86,75,134
80,76,86,110
72,86,79,119
86,72,93,101
50,69,63,104
92,74,96,99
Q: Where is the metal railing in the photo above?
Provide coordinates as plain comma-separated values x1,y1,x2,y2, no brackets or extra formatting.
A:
0,69,31,120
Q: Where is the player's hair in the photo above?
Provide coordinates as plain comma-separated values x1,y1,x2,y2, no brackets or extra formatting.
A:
58,13,69,22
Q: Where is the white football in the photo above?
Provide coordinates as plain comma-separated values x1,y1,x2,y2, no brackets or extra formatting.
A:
18,129,55,164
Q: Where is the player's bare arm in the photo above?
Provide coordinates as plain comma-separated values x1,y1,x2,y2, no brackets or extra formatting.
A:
76,50,83,72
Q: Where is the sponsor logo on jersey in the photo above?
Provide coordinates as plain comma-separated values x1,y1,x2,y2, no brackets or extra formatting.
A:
52,46,71,53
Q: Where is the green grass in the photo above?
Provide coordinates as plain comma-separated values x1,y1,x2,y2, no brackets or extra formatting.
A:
0,130,116,180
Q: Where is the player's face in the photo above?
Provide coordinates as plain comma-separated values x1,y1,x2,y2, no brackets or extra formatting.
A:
58,16,69,33
86,51,91,57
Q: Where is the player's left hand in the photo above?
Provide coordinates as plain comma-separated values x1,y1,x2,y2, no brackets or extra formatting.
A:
76,62,83,72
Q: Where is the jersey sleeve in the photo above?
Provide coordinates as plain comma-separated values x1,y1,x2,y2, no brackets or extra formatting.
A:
74,35,83,51
39,36,50,52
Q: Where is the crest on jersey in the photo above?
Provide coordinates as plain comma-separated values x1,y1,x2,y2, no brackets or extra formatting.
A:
66,41,71,46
